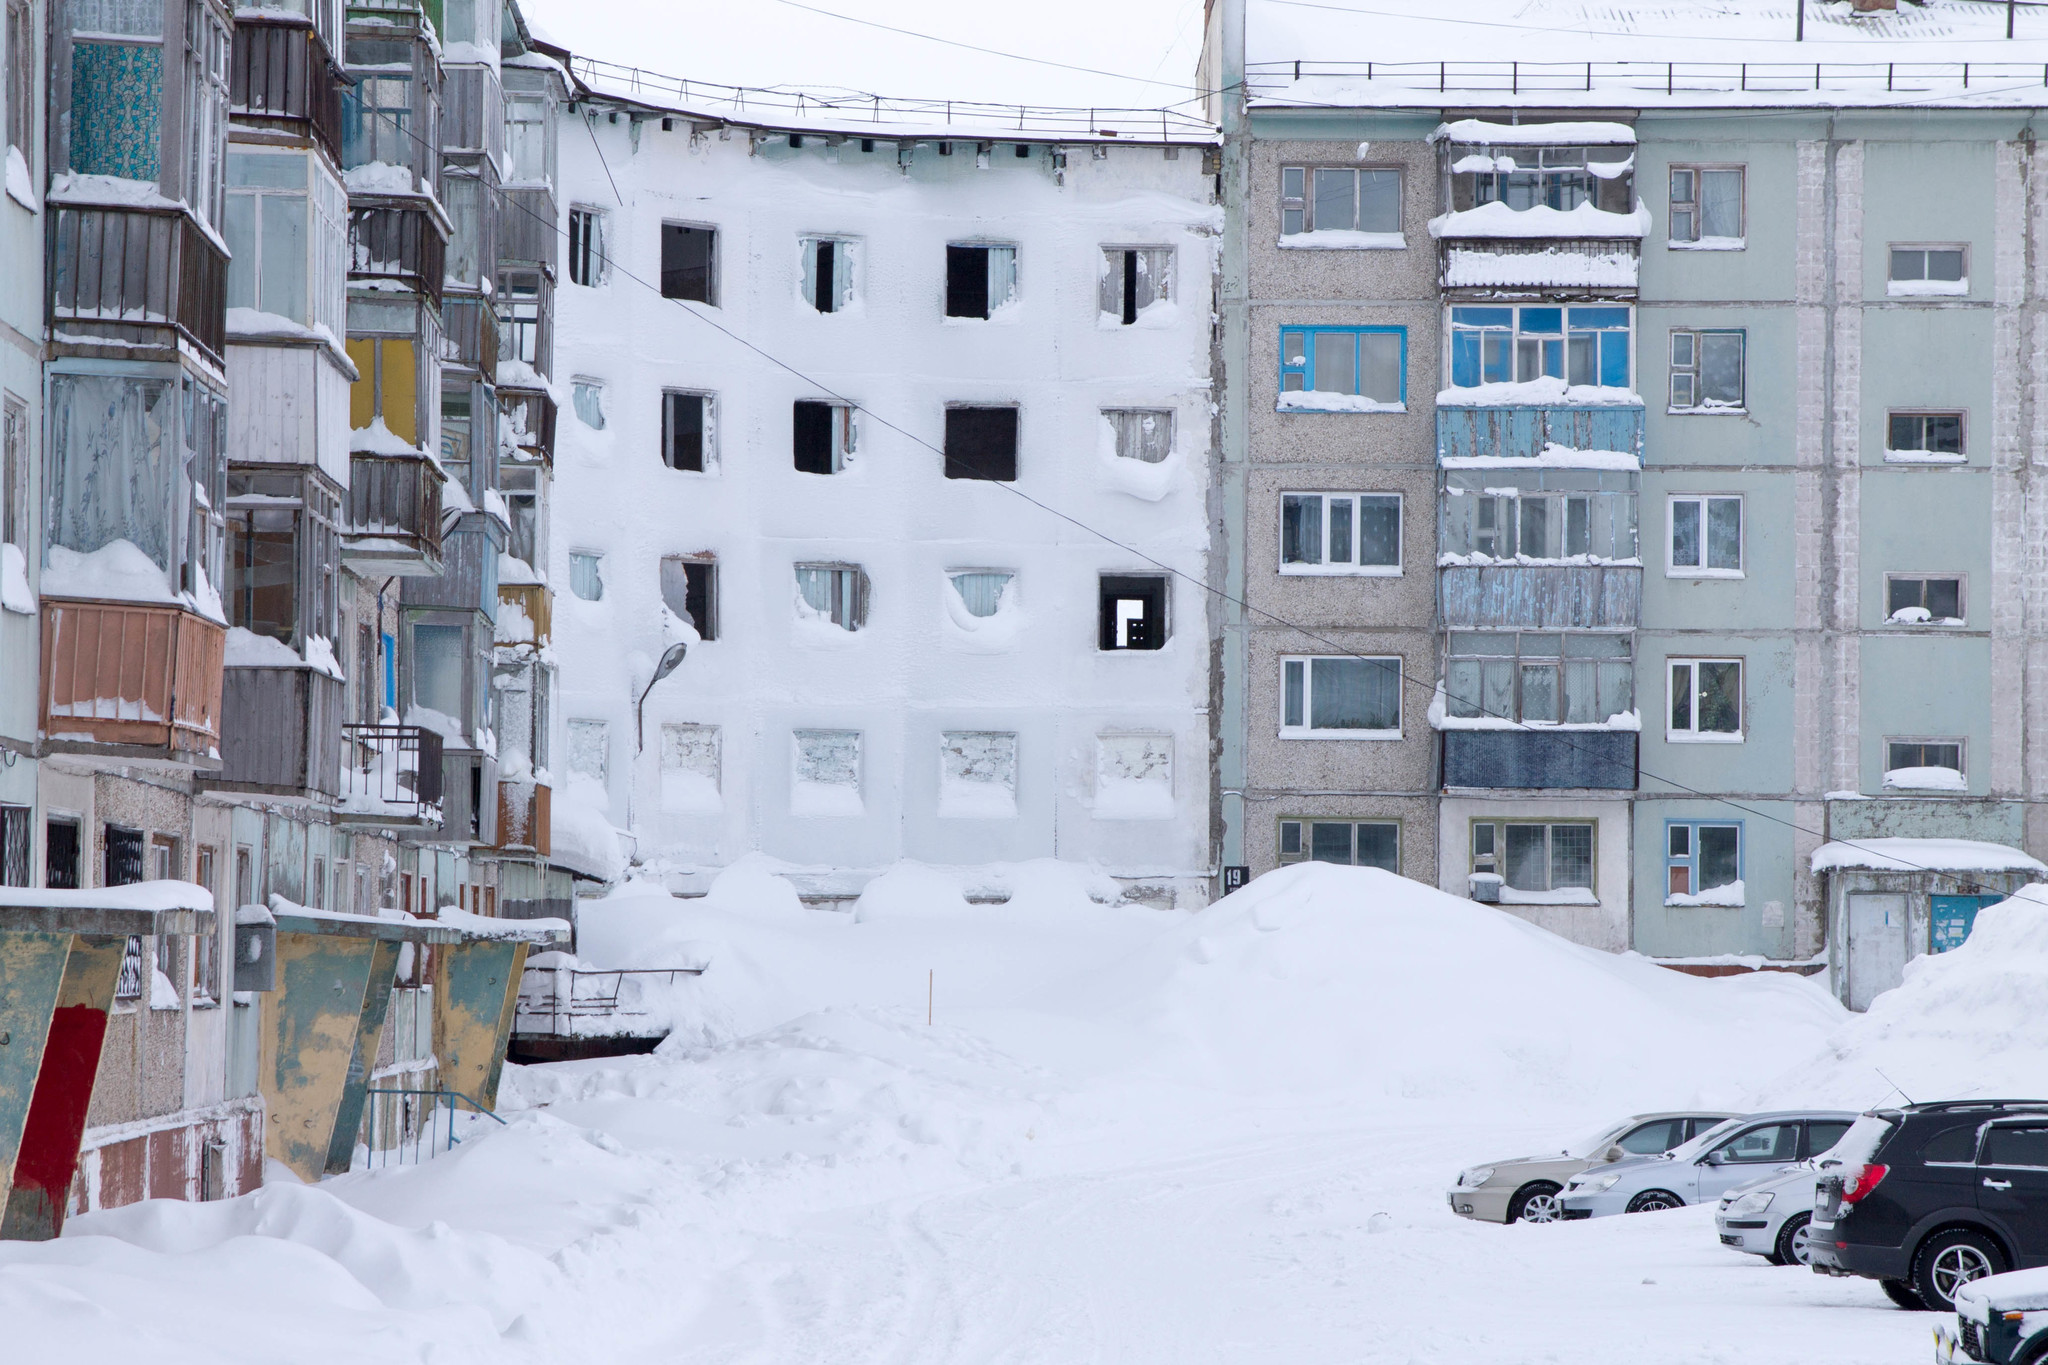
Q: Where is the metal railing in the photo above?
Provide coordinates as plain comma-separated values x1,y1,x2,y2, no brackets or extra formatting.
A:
1248,60,2048,100
338,723,444,820
513,966,703,1038
360,1087,504,1167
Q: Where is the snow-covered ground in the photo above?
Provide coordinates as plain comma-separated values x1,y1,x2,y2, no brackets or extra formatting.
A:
4,862,2007,1361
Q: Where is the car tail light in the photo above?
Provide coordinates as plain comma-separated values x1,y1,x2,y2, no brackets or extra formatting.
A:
1841,1164,1889,1206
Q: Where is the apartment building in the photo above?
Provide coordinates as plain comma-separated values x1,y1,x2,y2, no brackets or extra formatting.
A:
1204,0,2048,1004
545,84,1220,902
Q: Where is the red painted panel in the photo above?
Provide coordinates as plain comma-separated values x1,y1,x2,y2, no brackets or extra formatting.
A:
11,1004,110,1238
97,1136,145,1210
237,1110,263,1196
147,1127,189,1203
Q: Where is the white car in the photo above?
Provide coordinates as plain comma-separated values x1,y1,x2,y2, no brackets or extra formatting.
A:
1714,1160,1833,1266
1559,1111,1856,1219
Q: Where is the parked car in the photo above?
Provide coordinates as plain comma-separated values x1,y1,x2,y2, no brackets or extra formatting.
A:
1559,1110,1856,1219
1447,1112,1740,1224
1811,1100,2048,1312
1715,1160,1837,1266
1936,1268,2048,1363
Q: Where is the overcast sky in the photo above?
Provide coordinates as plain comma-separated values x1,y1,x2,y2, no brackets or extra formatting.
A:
520,0,1208,112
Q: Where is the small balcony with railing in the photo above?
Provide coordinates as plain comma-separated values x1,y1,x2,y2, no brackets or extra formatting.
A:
50,203,230,363
39,600,226,766
231,10,346,157
347,200,448,304
337,723,445,824
343,450,445,575
1432,120,1642,299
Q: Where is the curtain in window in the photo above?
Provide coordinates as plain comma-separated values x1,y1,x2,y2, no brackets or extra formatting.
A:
1550,825,1594,888
796,565,859,627
986,246,1017,309
950,571,1011,617
569,552,603,601
47,372,180,572
1108,409,1172,463
1282,495,1322,565
1357,497,1399,565
1699,333,1744,404
411,623,466,721
1504,824,1547,890
494,661,534,773
1697,661,1741,732
70,40,162,179
1309,657,1399,730
571,382,605,430
1698,170,1742,239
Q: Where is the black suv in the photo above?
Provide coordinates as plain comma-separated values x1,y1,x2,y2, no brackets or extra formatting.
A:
1811,1101,2048,1311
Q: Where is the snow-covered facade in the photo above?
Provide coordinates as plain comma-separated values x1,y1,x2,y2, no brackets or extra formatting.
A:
546,106,1220,902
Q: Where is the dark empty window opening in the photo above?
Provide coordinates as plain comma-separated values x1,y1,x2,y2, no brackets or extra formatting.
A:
944,406,1018,481
945,243,1015,319
1102,247,1172,325
663,391,709,471
660,556,718,640
793,400,855,474
1099,574,1168,651
661,223,717,303
105,824,146,887
813,239,838,312
567,207,604,286
45,817,80,889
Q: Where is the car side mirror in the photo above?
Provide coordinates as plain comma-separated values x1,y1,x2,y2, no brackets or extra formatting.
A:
1604,1145,1625,1163
1701,1151,1724,1166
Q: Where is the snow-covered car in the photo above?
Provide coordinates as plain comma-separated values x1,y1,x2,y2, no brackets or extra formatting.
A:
1937,1267,2048,1364
1447,1112,1739,1224
1558,1110,1856,1219
1714,1160,1837,1266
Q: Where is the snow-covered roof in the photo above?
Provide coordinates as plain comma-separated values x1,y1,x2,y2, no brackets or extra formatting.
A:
1246,0,2048,111
0,881,214,935
1809,838,2048,875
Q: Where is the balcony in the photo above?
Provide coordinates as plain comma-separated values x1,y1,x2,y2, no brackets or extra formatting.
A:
231,15,345,158
498,185,557,273
347,202,447,304
1437,404,1644,463
343,451,445,576
1440,237,1639,297
1442,730,1637,791
337,723,444,824
439,293,500,374
402,517,503,615
1440,565,1641,630
210,662,347,800
39,600,225,764
51,204,229,362
499,388,557,463
498,582,550,645
493,780,550,855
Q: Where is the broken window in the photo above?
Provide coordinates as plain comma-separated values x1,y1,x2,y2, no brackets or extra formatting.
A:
569,551,604,601
661,223,717,303
1665,821,1740,899
566,718,609,785
1280,492,1400,573
1667,496,1742,575
567,208,605,286
1099,247,1173,324
1668,329,1744,410
1889,244,1967,296
1105,409,1173,463
496,269,551,373
1,393,23,550
1281,656,1401,736
1279,327,1405,405
795,563,866,630
939,731,1018,819
1278,819,1399,872
944,406,1018,481
793,400,856,474
1099,575,1167,651
660,723,722,813
1668,166,1744,244
660,555,717,640
1448,306,1631,390
1471,821,1595,895
1888,411,1964,459
1279,167,1401,235
1668,658,1743,741
944,243,1016,319
662,391,712,471
502,468,540,568
801,236,855,313
792,729,861,815
949,570,1012,618
572,379,605,429
1885,575,1964,625
1444,631,1633,725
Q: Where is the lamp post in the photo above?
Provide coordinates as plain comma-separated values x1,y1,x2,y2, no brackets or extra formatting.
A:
636,642,688,753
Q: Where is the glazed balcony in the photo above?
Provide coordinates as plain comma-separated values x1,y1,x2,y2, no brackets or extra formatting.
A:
1440,236,1640,296
39,600,225,765
211,663,347,799
439,293,500,374
343,451,445,576
1439,565,1641,631
231,14,346,158
336,723,444,824
1436,404,1644,463
50,204,229,362
1442,730,1638,791
499,388,557,464
498,185,557,273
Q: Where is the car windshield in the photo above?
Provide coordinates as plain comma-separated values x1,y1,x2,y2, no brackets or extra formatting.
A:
1564,1120,1636,1159
1665,1117,1748,1162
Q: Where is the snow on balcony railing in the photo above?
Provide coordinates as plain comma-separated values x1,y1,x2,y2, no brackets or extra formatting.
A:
1248,61,2048,107
1443,240,1639,290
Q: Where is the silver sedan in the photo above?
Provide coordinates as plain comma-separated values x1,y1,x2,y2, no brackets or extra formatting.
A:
1715,1160,1836,1265
1560,1111,1856,1219
1447,1112,1739,1224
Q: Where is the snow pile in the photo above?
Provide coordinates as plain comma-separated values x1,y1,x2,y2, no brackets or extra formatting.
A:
1444,245,1638,289
1430,201,1652,240
1761,886,2048,1108
1809,838,2045,874
1275,391,1405,413
0,541,31,614
1883,765,1968,792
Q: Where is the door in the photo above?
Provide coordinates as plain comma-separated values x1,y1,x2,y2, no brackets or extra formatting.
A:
1975,1122,2048,1264
1699,1121,1803,1200
1931,894,2004,954
1848,893,1909,1011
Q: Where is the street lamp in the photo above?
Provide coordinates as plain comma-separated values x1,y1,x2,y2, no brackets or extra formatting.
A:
635,642,688,752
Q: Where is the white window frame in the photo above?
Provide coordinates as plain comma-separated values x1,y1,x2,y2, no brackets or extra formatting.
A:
1883,572,1966,627
567,206,607,287
1668,329,1746,413
1665,494,1744,578
1279,164,1404,242
800,234,858,313
1666,165,1746,248
1279,655,1403,740
1667,657,1745,744
1887,242,1969,298
1279,491,1402,577
1885,409,1966,464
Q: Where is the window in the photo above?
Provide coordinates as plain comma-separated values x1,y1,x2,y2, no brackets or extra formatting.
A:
795,563,867,631
1444,632,1634,725
1279,166,1401,237
1105,409,1173,464
1921,1125,1981,1165
1665,821,1741,901
945,243,1017,319
496,270,551,372
1100,247,1173,323
226,504,296,642
1885,574,1963,625
1463,148,1618,213
1099,574,1167,651
660,223,716,303
662,391,712,472
944,405,1018,481
1887,411,1964,462
355,622,376,724
949,570,1012,618
1278,327,1405,408
411,622,470,722
569,551,604,602
1616,1119,1687,1155
504,93,553,185
193,846,218,1000
1469,820,1595,895
106,823,145,886
1887,740,1964,783
1449,306,1631,390
566,718,609,785
1667,496,1742,576
792,729,862,815
225,152,311,323
939,731,1019,819
1668,166,1744,245
1440,477,1637,563
1281,656,1402,737
567,207,605,286
793,400,856,474
6,0,31,160
1281,493,1400,575
1277,819,1399,872
1,393,24,551
659,555,717,640
660,723,721,813
801,236,855,313
1983,1125,2048,1169
115,934,144,1001
1807,1121,1853,1159
1889,244,1967,297
502,472,540,568
1668,658,1743,741
45,817,80,889
1096,733,1172,819
1712,1123,1799,1165
571,379,605,430
1669,329,1745,410
0,805,27,887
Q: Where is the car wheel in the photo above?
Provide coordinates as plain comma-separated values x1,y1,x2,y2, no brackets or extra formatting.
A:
1912,1229,2008,1312
1771,1212,1814,1267
1625,1189,1684,1213
1881,1278,1926,1310
1509,1182,1565,1224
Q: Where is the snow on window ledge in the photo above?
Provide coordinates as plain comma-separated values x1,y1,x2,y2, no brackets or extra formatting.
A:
1884,449,1967,465
1668,731,1744,745
1667,403,1748,417
1668,236,1745,252
1886,607,1963,627
1437,378,1642,408
1498,886,1599,906
1888,278,1968,298
1278,230,1406,251
1667,566,1745,580
0,543,32,614
1665,880,1745,908
1281,563,1402,578
1884,765,1968,793
1279,727,1403,741
1440,444,1640,471
1276,392,1405,414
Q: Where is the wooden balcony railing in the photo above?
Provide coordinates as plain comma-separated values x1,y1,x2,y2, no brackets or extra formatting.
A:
493,780,549,855
499,388,556,463
213,664,346,799
438,294,500,374
232,16,345,158
347,203,447,304
51,205,229,360
39,600,225,762
343,451,444,574
497,185,557,272
497,582,550,644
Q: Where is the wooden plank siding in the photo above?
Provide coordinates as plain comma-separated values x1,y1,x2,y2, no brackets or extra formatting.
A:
49,205,229,360
39,600,226,759
225,341,355,488
493,781,549,856
230,16,345,158
1435,404,1644,462
215,666,346,799
1439,565,1642,630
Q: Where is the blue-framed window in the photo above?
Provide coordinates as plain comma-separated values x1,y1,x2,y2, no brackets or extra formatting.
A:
1448,305,1631,390
1279,326,1406,407
382,631,397,711
1665,820,1741,902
